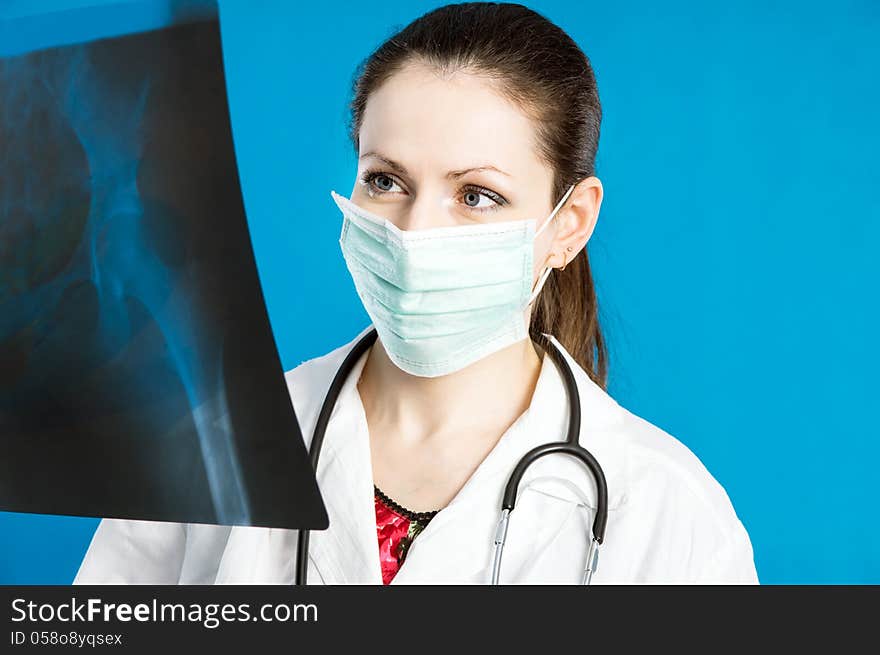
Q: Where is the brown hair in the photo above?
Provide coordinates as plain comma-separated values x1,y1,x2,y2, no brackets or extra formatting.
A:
346,2,608,389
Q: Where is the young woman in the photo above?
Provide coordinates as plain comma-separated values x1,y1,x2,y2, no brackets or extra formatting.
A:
75,2,758,584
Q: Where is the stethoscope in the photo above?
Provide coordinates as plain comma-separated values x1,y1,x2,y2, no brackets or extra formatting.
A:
295,327,609,585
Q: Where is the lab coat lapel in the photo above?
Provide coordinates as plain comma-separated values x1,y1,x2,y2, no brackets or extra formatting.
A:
306,363,382,584
302,333,381,584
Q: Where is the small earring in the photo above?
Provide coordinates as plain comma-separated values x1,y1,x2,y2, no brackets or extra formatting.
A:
560,247,574,272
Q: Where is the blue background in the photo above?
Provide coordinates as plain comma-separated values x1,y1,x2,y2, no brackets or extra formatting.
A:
1,0,877,584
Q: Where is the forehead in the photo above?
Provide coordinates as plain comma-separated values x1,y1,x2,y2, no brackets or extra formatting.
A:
358,60,543,178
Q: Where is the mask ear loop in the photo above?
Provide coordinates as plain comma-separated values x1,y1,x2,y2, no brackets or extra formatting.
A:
527,184,576,306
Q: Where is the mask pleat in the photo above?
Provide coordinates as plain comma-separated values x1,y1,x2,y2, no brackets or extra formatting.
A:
342,218,529,292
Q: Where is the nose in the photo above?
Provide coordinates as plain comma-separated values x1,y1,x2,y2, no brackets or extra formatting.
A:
394,190,453,231
392,198,425,231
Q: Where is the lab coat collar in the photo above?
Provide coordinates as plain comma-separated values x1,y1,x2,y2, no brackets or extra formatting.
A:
215,324,628,584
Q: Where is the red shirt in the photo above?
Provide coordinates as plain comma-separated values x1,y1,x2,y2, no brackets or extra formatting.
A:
374,486,440,585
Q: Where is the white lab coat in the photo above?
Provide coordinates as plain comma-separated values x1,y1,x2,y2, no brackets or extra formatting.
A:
73,324,759,585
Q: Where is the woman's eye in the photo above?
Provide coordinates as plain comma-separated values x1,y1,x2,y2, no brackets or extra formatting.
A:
373,174,396,192
462,189,496,210
461,186,505,212
363,172,403,195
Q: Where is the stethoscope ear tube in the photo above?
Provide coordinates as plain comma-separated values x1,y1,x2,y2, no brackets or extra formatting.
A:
491,442,608,585
490,508,511,585
500,442,608,543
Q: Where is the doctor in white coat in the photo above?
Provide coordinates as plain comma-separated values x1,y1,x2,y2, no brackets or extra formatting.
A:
74,3,758,585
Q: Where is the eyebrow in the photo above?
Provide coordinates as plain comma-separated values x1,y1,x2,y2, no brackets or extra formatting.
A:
359,151,511,179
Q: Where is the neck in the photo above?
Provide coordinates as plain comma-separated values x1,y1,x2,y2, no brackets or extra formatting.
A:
357,331,544,445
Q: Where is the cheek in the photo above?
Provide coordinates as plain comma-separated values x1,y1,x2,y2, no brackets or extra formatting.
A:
532,233,554,279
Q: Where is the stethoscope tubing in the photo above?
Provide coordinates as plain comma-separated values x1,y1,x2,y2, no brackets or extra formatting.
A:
295,328,608,585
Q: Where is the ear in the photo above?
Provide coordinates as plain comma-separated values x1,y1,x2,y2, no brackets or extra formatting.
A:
548,177,603,267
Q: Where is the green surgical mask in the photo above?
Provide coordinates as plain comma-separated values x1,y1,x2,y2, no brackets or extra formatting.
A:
331,184,575,377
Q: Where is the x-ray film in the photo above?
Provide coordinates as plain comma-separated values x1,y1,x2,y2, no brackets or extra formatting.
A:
0,6,328,529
